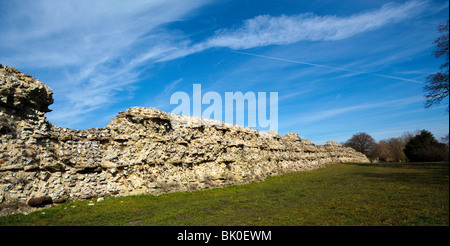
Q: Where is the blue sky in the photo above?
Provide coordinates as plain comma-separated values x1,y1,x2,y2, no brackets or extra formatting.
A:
1,0,448,144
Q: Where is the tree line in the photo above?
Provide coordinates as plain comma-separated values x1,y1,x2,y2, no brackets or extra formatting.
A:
342,130,449,163
330,20,450,163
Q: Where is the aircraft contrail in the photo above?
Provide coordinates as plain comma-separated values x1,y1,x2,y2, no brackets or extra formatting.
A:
231,50,424,84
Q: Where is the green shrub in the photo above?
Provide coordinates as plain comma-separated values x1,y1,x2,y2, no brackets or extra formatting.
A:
404,130,449,162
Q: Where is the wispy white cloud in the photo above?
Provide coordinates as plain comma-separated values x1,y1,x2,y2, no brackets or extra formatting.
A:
231,50,425,84
125,0,434,68
203,0,430,49
0,0,210,127
2,0,208,66
149,78,184,110
286,96,425,126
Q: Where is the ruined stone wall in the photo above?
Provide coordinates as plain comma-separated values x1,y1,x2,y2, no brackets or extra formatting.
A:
0,65,369,214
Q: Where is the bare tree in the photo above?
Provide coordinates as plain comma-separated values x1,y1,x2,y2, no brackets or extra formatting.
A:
343,132,377,159
374,138,407,162
374,140,391,162
399,131,419,146
388,137,407,162
424,20,449,112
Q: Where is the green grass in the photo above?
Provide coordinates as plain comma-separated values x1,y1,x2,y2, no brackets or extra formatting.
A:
0,162,448,226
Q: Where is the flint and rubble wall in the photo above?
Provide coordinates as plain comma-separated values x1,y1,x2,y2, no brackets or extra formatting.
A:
0,65,369,213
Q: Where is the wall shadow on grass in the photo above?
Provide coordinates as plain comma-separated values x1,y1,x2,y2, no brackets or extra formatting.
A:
343,162,449,186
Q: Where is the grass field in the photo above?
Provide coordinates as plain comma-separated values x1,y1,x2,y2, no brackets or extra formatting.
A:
0,162,448,226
